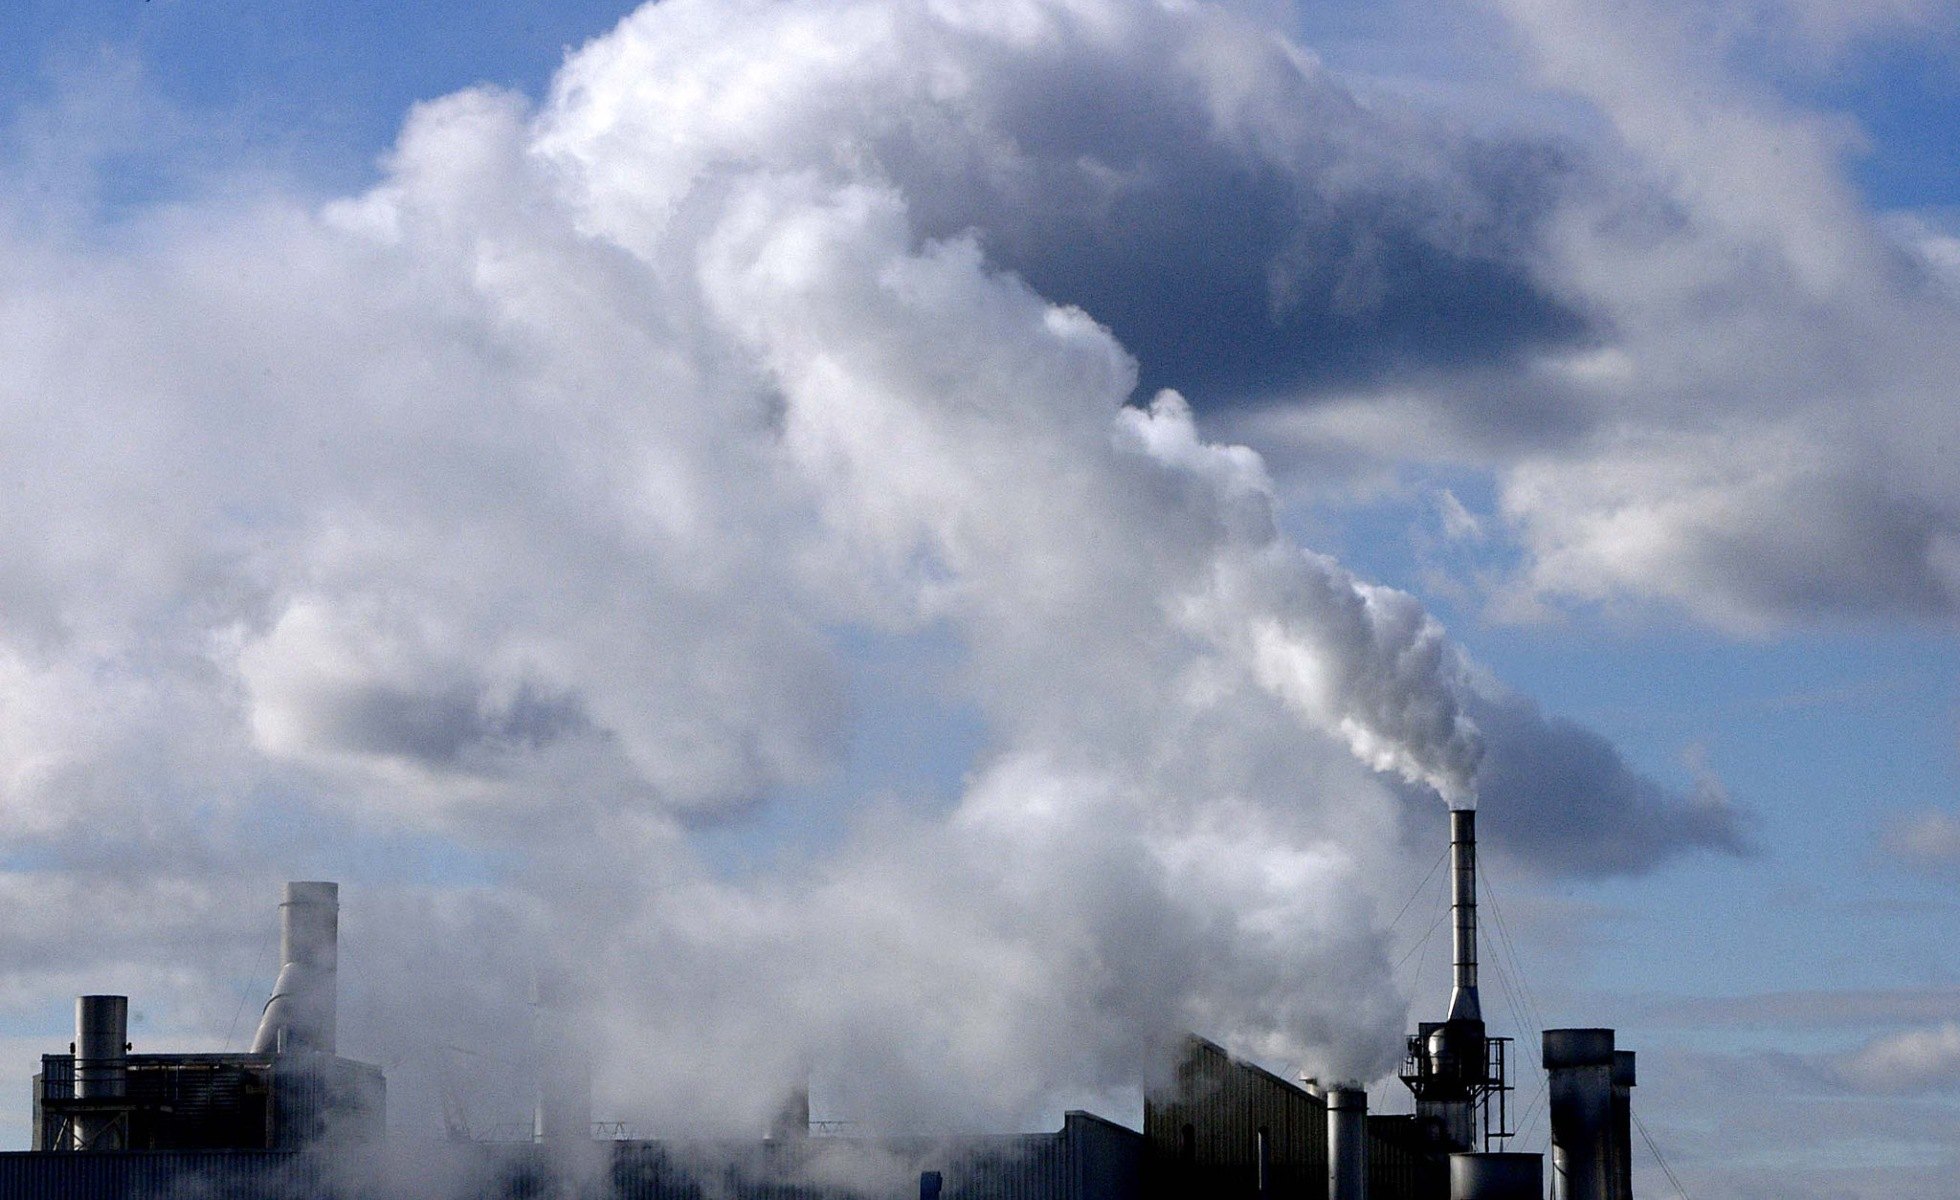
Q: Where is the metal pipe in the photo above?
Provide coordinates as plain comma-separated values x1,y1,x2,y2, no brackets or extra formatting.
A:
1611,1051,1636,1200
73,995,128,1151
1450,1152,1543,1200
251,882,339,1055
1327,1086,1369,1200
1543,1029,1616,1200
1448,809,1480,1023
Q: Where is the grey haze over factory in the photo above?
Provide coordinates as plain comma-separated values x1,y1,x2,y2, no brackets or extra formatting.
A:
0,0,1956,1194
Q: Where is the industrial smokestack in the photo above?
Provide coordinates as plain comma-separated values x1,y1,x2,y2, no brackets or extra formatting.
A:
1448,809,1479,1023
1327,1085,1369,1200
1543,1029,1617,1200
1611,1051,1636,1200
72,995,129,1150
251,882,339,1055
1408,807,1489,1153
532,967,592,1146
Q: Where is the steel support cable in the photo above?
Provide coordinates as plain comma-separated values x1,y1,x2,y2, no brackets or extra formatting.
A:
1481,861,1551,1038
1480,861,1556,1150
1396,901,1449,976
224,922,279,1051
1633,1111,1693,1200
1388,844,1452,934
1481,921,1548,1151
1477,908,1536,1133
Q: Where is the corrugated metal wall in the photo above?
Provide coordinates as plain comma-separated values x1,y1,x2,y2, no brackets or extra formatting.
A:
1365,1115,1448,1200
1064,1111,1142,1200
1142,1036,1329,1199
0,1106,1144,1200
0,1149,333,1200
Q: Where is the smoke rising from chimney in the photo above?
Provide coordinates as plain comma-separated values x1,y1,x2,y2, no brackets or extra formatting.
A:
0,0,1747,1148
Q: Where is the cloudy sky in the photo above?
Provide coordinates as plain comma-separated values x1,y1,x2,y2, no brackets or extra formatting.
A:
0,0,1956,1195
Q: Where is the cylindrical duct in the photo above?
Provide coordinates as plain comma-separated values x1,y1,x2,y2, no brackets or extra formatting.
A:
73,995,129,1150
1543,1029,1617,1200
1448,809,1480,1023
1611,1051,1636,1200
1450,1152,1543,1200
251,882,339,1055
1327,1086,1368,1200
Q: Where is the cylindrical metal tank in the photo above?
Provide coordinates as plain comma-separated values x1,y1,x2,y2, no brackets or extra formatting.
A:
1544,1029,1616,1200
1450,1152,1543,1200
1327,1086,1369,1200
1611,1051,1636,1200
251,882,339,1055
73,995,129,1150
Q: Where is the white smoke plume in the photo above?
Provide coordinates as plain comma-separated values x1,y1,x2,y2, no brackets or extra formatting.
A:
0,0,1741,1146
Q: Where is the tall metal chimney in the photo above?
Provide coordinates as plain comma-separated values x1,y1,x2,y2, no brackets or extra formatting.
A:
1406,806,1492,1153
1543,1029,1617,1200
1447,809,1480,1024
251,882,339,1055
72,995,129,1150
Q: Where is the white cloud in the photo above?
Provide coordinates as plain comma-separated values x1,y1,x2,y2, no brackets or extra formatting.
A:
1837,1022,1960,1093
1882,810,1960,880
1496,424,1960,629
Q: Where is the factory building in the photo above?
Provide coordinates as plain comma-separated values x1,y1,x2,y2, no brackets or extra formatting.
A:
0,809,1647,1199
27,882,383,1159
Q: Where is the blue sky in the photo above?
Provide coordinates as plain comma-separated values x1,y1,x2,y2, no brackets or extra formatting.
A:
1,1,1958,1196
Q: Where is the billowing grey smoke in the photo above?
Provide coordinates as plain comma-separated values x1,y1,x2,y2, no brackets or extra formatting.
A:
0,0,1744,1144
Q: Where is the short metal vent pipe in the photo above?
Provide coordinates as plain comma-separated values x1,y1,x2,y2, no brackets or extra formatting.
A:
1327,1085,1368,1200
73,995,128,1150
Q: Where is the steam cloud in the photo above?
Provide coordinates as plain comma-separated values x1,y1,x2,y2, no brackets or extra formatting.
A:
0,0,1745,1144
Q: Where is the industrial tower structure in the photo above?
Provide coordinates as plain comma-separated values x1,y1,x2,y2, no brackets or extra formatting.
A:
1399,809,1511,1154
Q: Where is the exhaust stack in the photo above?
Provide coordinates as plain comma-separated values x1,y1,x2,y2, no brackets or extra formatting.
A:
532,968,592,1146
72,995,129,1150
1543,1029,1617,1200
1611,1051,1636,1200
1448,809,1480,1023
251,882,339,1055
1403,806,1497,1154
1327,1085,1369,1200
